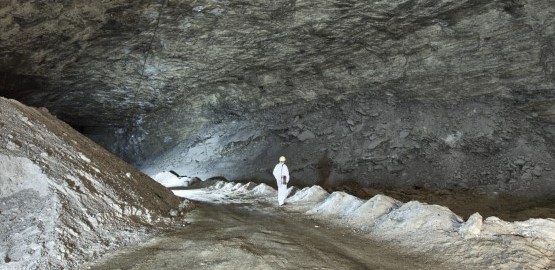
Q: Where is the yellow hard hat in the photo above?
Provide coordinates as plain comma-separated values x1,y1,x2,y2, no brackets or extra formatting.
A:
279,156,286,162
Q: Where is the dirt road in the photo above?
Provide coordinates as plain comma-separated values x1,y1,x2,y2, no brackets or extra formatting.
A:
87,201,450,270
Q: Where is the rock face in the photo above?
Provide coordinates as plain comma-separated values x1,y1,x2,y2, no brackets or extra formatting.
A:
0,1,554,196
0,98,181,269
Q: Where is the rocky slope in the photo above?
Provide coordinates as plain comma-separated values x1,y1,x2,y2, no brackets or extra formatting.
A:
0,98,183,269
0,0,554,195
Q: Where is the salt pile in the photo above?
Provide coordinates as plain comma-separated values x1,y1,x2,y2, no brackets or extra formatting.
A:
229,182,244,191
307,191,364,218
153,171,199,187
222,182,237,190
288,185,329,203
211,180,226,190
0,98,182,269
371,201,463,237
236,182,258,193
513,218,555,242
347,194,402,228
249,183,276,195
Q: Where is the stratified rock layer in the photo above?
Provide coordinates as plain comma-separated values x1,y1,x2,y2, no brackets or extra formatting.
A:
0,98,181,269
0,1,554,195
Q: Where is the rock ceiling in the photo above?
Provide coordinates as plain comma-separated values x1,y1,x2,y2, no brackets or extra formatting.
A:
1,0,553,125
0,0,554,193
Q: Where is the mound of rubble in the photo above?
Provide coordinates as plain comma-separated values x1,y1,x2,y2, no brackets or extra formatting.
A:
0,98,183,269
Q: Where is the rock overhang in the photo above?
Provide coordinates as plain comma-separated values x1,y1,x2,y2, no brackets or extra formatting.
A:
0,0,554,194
1,0,553,123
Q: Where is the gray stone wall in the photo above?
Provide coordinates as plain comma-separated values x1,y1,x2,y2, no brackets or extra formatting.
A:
133,93,555,197
0,0,553,196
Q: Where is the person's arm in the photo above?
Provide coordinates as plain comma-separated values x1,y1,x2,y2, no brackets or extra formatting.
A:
284,165,290,183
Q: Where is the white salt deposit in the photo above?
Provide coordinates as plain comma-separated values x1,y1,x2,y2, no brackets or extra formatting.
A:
288,185,329,203
0,154,50,197
480,216,515,236
229,182,243,191
458,212,482,239
250,183,275,195
211,180,226,189
479,215,555,241
222,182,236,190
78,152,91,163
514,219,555,241
307,191,364,218
236,182,258,193
173,189,228,203
372,201,463,237
153,171,181,187
347,194,402,227
153,171,198,187
287,187,310,202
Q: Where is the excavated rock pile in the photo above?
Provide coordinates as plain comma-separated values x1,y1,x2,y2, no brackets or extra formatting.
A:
0,98,183,269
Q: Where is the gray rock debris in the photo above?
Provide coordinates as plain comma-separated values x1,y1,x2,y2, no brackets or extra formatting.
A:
0,98,182,269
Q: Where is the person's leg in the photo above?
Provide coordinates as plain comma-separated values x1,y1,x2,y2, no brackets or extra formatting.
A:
277,185,282,205
281,184,287,205
278,183,286,205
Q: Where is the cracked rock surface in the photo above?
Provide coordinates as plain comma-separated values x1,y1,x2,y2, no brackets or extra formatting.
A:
0,1,554,196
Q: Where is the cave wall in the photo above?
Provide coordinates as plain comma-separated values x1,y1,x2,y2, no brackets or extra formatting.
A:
0,0,554,196
134,93,555,197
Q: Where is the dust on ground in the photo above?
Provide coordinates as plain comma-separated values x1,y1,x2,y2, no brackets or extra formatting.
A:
86,201,449,270
86,181,555,269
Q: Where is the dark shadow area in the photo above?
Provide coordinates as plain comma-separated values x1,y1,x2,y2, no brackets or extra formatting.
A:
316,152,332,188
0,71,48,100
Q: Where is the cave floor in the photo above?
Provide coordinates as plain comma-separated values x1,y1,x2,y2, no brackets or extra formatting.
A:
86,201,450,270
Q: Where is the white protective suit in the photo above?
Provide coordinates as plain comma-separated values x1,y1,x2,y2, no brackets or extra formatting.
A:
272,162,290,205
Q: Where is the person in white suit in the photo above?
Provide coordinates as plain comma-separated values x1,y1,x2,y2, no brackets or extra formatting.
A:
272,156,290,206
